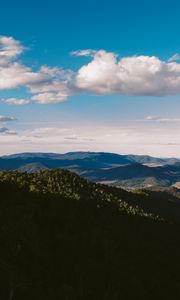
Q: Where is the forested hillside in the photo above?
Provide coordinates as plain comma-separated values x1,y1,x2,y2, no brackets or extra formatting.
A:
0,170,180,299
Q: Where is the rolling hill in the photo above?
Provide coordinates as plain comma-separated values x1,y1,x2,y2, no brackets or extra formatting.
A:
1,151,180,189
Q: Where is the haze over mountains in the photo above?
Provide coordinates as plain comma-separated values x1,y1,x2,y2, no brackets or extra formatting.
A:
1,151,180,189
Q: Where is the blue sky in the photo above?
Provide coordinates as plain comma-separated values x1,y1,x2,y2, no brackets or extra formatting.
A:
1,0,180,156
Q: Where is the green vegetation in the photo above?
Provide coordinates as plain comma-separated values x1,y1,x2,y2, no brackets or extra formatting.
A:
0,170,158,219
0,169,180,299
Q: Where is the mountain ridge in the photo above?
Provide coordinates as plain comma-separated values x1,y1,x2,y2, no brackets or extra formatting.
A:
1,151,180,189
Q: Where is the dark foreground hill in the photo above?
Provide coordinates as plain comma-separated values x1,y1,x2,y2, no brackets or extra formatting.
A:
1,170,180,299
1,169,180,221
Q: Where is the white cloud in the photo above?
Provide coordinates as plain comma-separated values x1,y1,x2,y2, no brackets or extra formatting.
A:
71,49,96,57
145,115,180,122
0,62,72,103
3,36,180,104
75,50,180,96
32,92,68,104
3,98,31,105
28,66,73,104
145,116,160,121
0,36,73,104
0,36,25,65
0,62,46,90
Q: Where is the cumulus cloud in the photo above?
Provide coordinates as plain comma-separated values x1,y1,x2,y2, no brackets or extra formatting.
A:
28,66,73,103
0,62,72,103
0,36,73,104
75,50,180,96
0,62,47,90
3,36,180,104
31,92,68,104
0,36,25,65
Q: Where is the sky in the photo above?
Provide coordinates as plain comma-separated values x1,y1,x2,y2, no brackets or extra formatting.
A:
1,0,180,156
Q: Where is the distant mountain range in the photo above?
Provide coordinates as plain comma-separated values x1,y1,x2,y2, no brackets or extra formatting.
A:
1,151,180,189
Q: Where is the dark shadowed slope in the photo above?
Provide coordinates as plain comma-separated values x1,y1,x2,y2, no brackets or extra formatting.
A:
1,169,180,299
1,169,180,221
